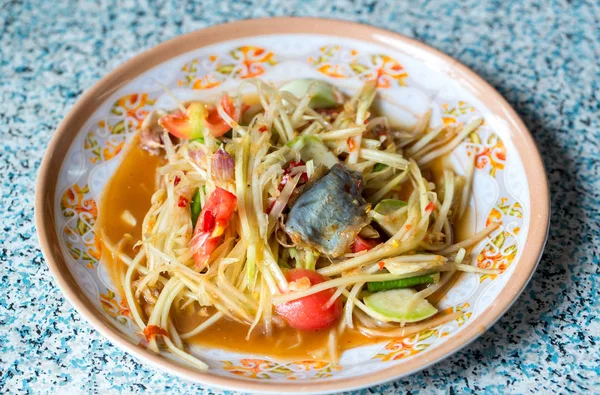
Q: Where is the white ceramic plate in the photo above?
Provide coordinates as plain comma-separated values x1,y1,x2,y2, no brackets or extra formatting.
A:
36,18,549,394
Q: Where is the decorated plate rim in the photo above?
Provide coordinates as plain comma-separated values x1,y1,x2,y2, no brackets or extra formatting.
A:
35,17,550,394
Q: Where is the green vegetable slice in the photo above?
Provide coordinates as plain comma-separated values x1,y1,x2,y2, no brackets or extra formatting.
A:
373,163,387,172
191,188,202,228
374,199,408,215
288,247,297,259
280,79,341,109
367,273,439,292
363,288,438,323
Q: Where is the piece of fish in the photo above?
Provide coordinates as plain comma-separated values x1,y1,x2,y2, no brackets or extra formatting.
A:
285,163,370,257
139,110,166,155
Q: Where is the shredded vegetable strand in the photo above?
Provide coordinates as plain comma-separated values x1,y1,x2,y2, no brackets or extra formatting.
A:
458,153,476,219
368,168,410,203
180,312,224,339
342,282,364,330
433,170,455,234
439,222,500,255
348,80,377,164
358,311,462,338
417,118,483,165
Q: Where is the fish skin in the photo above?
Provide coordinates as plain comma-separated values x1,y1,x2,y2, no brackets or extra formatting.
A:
285,163,370,257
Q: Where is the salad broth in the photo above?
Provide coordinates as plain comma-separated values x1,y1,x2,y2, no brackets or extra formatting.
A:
97,137,164,289
97,135,474,359
176,309,374,360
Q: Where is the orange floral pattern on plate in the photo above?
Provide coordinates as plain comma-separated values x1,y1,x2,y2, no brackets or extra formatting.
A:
60,184,102,267
179,46,277,89
374,303,471,362
84,93,154,164
64,231,102,268
110,93,155,129
100,290,131,325
85,131,126,164
441,101,477,126
61,184,97,219
477,198,523,281
469,130,506,177
440,100,505,176
308,46,408,87
222,359,341,380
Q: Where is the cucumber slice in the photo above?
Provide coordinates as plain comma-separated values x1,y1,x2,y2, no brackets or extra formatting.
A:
371,199,408,236
363,288,438,323
280,79,341,109
374,199,407,215
384,260,446,275
371,211,407,236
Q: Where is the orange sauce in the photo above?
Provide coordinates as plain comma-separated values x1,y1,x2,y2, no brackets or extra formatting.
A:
184,314,373,360
97,137,164,292
96,136,474,359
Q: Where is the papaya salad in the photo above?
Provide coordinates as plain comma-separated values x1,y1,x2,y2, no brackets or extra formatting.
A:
99,79,501,369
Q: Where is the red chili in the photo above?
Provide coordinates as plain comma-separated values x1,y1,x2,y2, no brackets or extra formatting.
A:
279,160,308,191
347,137,356,151
143,325,168,341
425,202,435,212
174,176,181,186
178,196,188,207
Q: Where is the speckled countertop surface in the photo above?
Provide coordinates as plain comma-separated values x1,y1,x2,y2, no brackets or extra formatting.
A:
1,0,599,393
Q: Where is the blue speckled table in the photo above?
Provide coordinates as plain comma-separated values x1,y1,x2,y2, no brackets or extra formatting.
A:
1,1,599,393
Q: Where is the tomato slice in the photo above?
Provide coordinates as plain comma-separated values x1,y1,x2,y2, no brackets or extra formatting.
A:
205,94,240,137
351,235,379,253
160,95,244,140
275,268,342,331
189,187,237,269
159,102,207,140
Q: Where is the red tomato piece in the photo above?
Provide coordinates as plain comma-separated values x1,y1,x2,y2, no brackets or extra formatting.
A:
190,187,237,269
205,94,242,137
177,196,188,207
160,95,246,140
275,268,342,331
351,235,379,253
160,102,206,140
